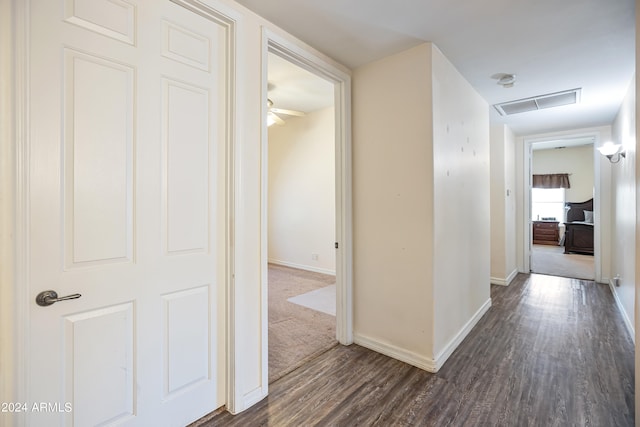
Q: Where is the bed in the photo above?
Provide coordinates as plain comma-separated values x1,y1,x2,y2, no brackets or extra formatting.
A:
563,198,594,255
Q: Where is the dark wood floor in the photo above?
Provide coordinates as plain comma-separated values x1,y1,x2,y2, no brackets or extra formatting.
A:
194,274,635,426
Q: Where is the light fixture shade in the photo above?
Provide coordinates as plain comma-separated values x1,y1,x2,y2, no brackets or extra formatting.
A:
597,141,626,163
597,141,622,156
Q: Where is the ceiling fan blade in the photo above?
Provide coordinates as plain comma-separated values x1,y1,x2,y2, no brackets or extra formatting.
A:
271,107,306,117
269,112,286,125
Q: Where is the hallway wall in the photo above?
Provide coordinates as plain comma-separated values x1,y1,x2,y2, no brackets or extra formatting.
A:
352,42,490,371
490,124,517,285
610,75,636,337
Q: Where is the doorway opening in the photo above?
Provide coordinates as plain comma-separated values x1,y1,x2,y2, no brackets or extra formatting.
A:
260,33,353,389
526,135,599,281
265,51,338,382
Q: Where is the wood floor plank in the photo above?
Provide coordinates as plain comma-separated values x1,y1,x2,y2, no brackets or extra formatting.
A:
193,274,634,426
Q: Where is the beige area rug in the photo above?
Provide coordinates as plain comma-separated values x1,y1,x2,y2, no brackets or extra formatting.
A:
268,264,337,383
531,244,595,281
287,284,336,316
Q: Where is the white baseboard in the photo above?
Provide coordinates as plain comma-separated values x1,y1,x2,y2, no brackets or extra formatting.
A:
238,386,267,414
608,280,635,343
433,298,492,371
490,269,518,286
268,258,336,275
353,333,438,372
354,298,492,373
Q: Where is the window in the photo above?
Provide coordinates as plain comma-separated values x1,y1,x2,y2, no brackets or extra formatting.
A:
531,188,565,222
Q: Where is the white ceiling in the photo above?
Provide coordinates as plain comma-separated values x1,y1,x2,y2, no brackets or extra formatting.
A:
268,53,334,114
240,0,635,136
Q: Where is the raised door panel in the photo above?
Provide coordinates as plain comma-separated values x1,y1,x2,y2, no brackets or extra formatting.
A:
64,0,136,44
162,286,210,398
64,303,135,426
63,49,134,267
162,21,211,71
162,79,210,255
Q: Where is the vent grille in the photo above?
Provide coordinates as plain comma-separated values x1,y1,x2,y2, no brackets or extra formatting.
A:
494,88,581,116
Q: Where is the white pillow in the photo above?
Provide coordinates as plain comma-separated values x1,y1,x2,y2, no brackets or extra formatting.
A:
584,210,594,223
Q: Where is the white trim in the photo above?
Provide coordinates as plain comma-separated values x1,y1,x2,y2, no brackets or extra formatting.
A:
609,280,635,343
353,333,438,372
242,386,268,410
259,29,271,405
354,298,492,373
0,0,12,411
173,0,241,413
525,141,533,272
433,298,492,371
490,269,518,286
334,69,354,347
268,259,336,276
261,26,354,397
8,1,29,426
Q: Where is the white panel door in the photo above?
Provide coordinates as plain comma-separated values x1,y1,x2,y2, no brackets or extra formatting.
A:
28,0,227,425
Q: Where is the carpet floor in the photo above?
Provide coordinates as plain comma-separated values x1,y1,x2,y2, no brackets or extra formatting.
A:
268,264,337,383
531,244,595,281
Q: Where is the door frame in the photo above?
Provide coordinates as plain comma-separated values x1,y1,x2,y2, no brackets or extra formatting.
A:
3,0,239,422
260,28,353,387
2,1,29,421
522,130,607,282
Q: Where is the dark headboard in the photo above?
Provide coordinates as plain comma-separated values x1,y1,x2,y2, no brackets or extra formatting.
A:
565,198,593,222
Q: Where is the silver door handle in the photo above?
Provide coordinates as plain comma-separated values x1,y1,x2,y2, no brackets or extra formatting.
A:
36,290,82,307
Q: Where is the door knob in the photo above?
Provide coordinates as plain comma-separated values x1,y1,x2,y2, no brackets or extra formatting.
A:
36,290,82,307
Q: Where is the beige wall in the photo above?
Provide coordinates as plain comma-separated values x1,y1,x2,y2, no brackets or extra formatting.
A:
533,145,595,204
268,107,336,274
610,76,636,336
505,127,517,281
431,45,490,356
353,44,435,359
490,124,517,285
353,42,490,369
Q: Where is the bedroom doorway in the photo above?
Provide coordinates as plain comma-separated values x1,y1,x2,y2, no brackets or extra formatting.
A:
526,135,599,281
260,35,353,389
265,51,338,383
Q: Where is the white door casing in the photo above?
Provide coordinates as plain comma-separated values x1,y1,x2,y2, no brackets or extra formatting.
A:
26,0,229,425
522,131,605,282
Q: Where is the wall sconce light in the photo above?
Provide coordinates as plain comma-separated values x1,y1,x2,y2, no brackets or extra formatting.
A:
597,141,626,163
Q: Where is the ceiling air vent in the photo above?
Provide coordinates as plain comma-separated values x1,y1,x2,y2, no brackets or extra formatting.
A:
494,88,581,116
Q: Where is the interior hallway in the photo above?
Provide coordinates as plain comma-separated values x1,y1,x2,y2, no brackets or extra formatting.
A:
195,273,634,426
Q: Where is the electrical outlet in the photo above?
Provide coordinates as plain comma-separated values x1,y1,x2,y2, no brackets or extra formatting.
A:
311,253,319,261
